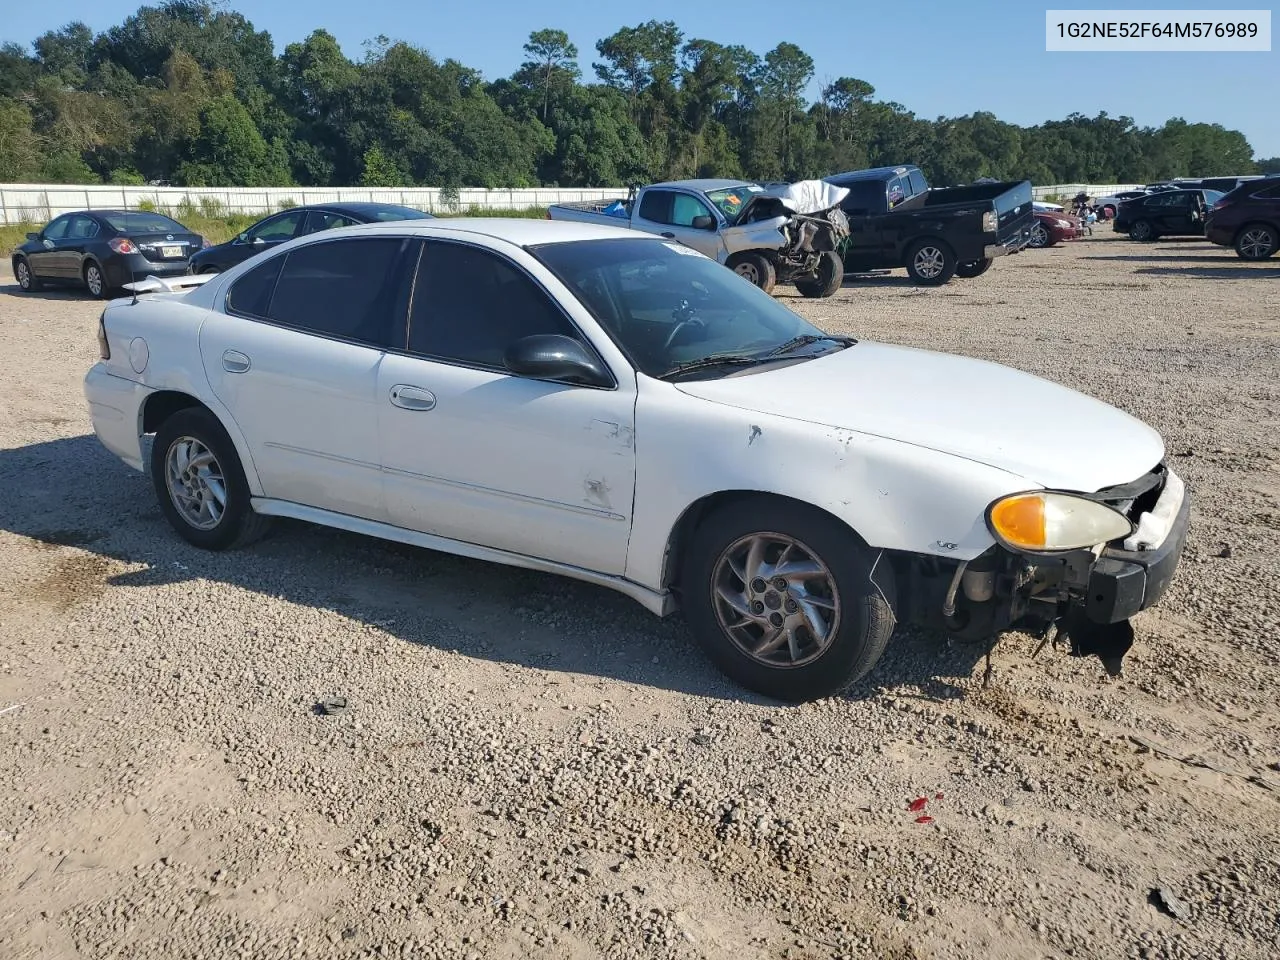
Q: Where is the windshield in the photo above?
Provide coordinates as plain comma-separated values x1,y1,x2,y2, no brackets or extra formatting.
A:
528,237,850,379
101,212,190,234
704,185,759,221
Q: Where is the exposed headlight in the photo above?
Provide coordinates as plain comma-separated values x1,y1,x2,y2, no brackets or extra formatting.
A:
1057,218,1073,228
986,491,1134,553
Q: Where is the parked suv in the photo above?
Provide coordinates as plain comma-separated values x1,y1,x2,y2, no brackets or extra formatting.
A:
1112,188,1223,241
1205,176,1280,260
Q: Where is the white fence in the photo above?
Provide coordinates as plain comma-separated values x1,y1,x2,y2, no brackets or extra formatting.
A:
0,181,1144,224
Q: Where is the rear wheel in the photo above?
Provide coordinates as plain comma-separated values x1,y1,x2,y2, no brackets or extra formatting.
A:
150,407,271,551
679,497,898,702
14,257,41,292
199,265,221,275
904,239,956,285
83,261,109,299
1129,220,1155,242
955,257,993,278
793,251,843,298
730,252,777,295
1235,223,1278,260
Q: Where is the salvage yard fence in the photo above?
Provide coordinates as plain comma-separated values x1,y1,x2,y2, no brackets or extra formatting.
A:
0,182,1145,224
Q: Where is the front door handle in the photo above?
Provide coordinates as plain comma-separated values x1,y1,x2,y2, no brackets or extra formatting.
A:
389,384,436,411
660,232,675,238
222,349,251,373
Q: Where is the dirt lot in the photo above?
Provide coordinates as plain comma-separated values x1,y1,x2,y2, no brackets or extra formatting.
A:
1,233,1278,960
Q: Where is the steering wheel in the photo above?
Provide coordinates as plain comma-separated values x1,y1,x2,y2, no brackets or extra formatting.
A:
663,298,708,352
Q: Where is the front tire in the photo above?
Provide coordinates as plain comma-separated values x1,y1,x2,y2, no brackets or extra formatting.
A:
793,251,843,298
679,497,898,702
730,252,777,295
14,257,42,292
150,407,271,551
1235,223,1278,260
1129,220,1155,242
955,257,993,278
904,239,956,285
1028,222,1053,248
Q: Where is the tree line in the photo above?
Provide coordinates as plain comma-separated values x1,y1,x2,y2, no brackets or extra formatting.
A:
1,0,1274,192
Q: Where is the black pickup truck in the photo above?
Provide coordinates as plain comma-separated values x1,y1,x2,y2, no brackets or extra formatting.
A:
823,165,1034,285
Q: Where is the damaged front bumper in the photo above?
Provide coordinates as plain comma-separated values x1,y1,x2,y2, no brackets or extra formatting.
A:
906,463,1190,676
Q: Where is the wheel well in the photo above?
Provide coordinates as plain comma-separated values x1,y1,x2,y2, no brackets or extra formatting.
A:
906,235,955,257
1236,220,1279,241
142,390,207,435
660,490,872,592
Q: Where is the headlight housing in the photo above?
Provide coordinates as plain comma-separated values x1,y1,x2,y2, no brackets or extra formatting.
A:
985,491,1134,554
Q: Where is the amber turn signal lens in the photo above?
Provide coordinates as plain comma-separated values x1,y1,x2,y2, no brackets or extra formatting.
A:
989,494,1046,548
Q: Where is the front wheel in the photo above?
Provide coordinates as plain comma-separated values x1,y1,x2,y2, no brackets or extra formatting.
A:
1235,223,1278,260
14,257,42,292
793,251,843,298
730,252,777,295
679,497,898,702
904,239,956,285
1028,222,1053,248
150,407,271,551
955,258,993,278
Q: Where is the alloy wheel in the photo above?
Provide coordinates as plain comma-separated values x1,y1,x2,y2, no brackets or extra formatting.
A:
711,532,842,668
1239,227,1275,259
85,264,103,296
912,246,946,279
164,436,227,530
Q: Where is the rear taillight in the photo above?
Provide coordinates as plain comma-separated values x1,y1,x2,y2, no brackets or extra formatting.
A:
97,312,110,360
982,210,998,232
108,237,138,254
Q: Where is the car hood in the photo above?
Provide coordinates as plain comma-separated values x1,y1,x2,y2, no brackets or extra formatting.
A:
673,341,1165,491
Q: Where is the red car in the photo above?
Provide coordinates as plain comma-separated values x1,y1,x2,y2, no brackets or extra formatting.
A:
1028,210,1084,248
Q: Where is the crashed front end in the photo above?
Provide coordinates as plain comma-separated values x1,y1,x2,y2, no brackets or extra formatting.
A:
723,180,851,278
901,462,1190,675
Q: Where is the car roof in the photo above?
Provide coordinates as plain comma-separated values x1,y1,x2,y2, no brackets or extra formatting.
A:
302,217,651,247
652,178,756,192
305,201,428,216
824,166,916,183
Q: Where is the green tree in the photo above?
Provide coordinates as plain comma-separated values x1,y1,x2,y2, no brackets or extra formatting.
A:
176,94,292,186
520,29,579,121
359,145,404,186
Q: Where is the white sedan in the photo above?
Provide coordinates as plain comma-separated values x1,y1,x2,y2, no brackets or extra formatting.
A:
84,219,1190,701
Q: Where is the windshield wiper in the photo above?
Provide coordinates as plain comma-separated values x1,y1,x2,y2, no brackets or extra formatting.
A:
762,334,857,359
656,353,769,380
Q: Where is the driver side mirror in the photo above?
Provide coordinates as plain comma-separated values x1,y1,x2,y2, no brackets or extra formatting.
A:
692,214,715,230
252,236,266,246
504,334,611,386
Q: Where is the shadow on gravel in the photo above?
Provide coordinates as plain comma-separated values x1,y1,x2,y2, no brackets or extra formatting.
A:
1134,265,1280,280
1085,253,1240,263
0,435,992,705
0,281,93,302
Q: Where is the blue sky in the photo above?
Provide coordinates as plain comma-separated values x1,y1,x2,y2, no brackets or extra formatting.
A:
4,0,1277,157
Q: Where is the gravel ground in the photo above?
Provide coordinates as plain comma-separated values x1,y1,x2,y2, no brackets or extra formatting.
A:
1,232,1278,960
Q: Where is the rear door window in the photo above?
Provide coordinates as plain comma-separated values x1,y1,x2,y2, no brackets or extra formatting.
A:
304,211,359,234
637,190,674,224
226,237,411,349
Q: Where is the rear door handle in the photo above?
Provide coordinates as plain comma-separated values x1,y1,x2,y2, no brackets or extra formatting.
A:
222,350,251,373
389,384,436,411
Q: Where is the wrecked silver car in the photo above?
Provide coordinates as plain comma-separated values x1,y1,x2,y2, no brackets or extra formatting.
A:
547,178,850,298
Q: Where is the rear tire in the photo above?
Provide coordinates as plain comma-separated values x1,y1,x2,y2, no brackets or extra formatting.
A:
730,252,777,295
904,239,956,286
150,407,272,551
14,257,41,292
83,261,110,299
679,496,898,702
1129,220,1155,242
1234,223,1278,260
793,251,843,298
955,258,993,278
